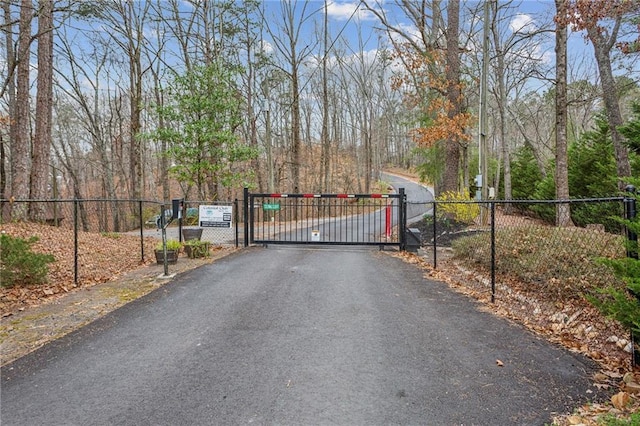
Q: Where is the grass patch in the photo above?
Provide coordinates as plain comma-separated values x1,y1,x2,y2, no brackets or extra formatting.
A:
99,282,156,303
596,411,640,425
452,225,626,300
100,232,121,239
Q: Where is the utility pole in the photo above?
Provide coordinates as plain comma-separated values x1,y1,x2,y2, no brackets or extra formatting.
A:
478,0,491,222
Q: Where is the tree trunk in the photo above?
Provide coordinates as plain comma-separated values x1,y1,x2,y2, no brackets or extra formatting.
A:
30,0,54,222
442,0,461,194
290,52,301,193
491,4,512,210
2,1,15,207
11,0,32,221
320,0,330,192
555,0,572,227
126,3,144,203
587,25,632,185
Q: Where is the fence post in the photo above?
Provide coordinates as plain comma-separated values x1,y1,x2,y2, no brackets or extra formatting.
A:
490,201,496,303
624,185,639,367
432,202,437,268
624,185,638,259
74,199,79,288
399,188,406,251
138,200,144,262
234,198,239,248
243,188,249,247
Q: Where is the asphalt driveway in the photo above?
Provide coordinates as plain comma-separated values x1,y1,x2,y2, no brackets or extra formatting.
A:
1,247,601,425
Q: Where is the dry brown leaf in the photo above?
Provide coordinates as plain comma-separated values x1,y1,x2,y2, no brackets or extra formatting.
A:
625,382,640,394
566,415,584,425
611,391,630,410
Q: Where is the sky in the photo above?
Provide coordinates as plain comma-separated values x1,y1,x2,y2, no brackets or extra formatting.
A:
260,0,638,87
260,1,569,64
2,0,638,107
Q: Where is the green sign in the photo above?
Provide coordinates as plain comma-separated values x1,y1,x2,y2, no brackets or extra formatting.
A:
263,203,280,211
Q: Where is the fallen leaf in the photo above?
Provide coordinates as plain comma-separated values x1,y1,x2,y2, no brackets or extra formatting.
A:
496,359,504,367
611,391,630,410
566,415,583,425
593,372,608,382
625,382,640,394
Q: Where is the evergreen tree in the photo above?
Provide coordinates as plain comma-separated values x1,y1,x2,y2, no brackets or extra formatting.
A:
511,145,543,200
619,102,640,155
567,116,621,230
151,63,258,199
588,178,640,366
568,115,618,198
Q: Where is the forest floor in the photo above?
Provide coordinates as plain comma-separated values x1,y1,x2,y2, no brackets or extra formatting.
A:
1,198,639,424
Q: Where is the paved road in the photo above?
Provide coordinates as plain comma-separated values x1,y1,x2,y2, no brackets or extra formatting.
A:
381,173,434,223
2,247,599,425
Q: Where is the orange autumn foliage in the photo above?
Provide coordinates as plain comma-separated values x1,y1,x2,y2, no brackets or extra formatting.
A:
563,0,640,54
391,45,473,148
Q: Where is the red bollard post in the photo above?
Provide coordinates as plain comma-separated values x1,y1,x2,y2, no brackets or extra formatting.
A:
385,204,391,238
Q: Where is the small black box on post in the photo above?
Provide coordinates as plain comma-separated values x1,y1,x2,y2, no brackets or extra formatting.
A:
405,228,421,253
172,198,184,220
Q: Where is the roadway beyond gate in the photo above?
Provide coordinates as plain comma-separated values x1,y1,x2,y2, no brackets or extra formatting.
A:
2,247,601,425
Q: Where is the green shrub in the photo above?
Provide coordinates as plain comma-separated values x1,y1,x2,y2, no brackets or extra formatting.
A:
437,191,479,224
155,239,182,251
588,257,640,335
0,233,56,288
588,181,640,338
596,410,640,425
519,114,637,228
183,240,210,258
511,145,543,201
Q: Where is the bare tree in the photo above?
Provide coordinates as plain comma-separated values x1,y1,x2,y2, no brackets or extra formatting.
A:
555,0,572,227
54,29,119,215
262,0,319,192
29,0,53,221
10,0,33,220
320,0,330,192
1,1,16,202
568,0,633,185
99,1,153,201
484,0,551,207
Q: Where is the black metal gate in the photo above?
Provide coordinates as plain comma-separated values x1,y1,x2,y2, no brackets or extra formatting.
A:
243,188,407,249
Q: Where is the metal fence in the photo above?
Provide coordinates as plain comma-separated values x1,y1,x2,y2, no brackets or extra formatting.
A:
0,198,241,287
407,197,630,303
1,198,241,241
1,196,633,299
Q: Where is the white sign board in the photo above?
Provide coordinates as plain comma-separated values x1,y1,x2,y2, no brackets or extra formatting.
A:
199,205,233,228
